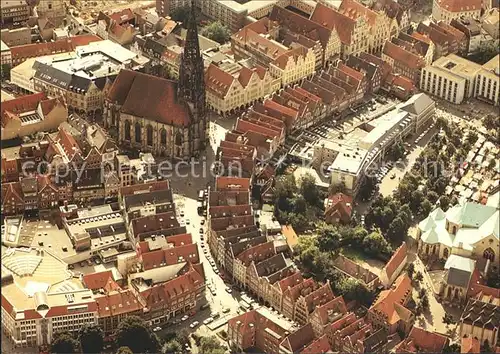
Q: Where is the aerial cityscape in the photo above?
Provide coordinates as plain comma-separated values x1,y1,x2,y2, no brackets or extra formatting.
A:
0,0,499,353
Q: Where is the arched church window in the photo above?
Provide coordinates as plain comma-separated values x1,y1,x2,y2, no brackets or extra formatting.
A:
160,129,167,146
135,123,142,143
146,125,153,146
124,120,131,141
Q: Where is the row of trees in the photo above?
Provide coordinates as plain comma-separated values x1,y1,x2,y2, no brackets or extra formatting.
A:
364,117,470,244
274,174,324,231
50,316,226,354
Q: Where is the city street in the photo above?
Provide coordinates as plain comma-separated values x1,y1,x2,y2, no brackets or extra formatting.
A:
156,118,241,340
379,126,437,197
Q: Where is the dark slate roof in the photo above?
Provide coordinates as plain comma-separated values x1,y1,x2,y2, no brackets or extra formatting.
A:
461,299,500,330
346,55,378,82
34,62,91,92
255,253,287,276
124,188,173,210
446,268,472,288
72,168,103,189
364,328,388,352
144,37,168,56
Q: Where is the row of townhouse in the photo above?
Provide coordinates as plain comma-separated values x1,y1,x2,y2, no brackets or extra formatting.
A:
0,118,170,215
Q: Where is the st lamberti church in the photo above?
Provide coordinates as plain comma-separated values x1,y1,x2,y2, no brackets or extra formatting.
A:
104,0,207,159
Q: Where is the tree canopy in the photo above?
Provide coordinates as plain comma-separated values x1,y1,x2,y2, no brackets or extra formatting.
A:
199,336,225,354
78,325,104,354
50,331,80,354
201,21,231,43
114,316,159,353
170,6,190,26
162,340,183,354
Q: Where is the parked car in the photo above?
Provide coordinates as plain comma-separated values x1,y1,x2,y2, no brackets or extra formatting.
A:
153,326,162,332
211,288,216,296
86,259,92,266
190,321,199,329
225,287,232,294
199,228,204,234
200,219,205,225
79,261,86,267
186,219,190,225
181,315,189,321
390,173,396,179
222,307,230,313
180,211,185,217
203,317,214,325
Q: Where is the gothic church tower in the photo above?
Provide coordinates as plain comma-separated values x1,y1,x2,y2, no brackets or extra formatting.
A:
178,0,207,152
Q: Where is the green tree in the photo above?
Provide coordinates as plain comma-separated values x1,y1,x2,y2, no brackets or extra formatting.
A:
362,231,392,257
78,324,104,354
420,294,429,310
114,315,159,353
299,173,321,206
387,216,406,243
473,40,499,64
443,313,454,325
116,346,134,354
338,278,374,306
410,190,424,213
427,191,439,204
443,343,461,354
407,263,415,278
439,195,450,210
317,224,341,252
162,340,183,354
274,175,297,212
328,182,346,195
199,336,225,354
50,331,80,354
358,176,377,201
170,6,190,25
421,199,433,216
176,328,191,346
415,271,424,282
201,21,231,43
388,142,405,161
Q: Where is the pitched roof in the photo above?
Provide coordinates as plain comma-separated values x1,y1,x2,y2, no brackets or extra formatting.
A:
370,274,412,325
461,298,500,329
435,0,482,12
95,289,143,317
383,41,425,69
299,334,331,354
339,0,378,28
82,270,119,292
314,295,348,325
107,70,191,127
280,323,316,352
215,176,250,191
269,5,333,48
461,337,480,353
205,63,234,99
396,326,449,353
383,242,407,280
310,3,355,45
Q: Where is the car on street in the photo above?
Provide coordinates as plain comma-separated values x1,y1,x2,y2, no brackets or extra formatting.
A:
186,219,190,225
200,220,205,225
222,307,230,313
203,248,209,254
180,211,184,217
181,315,189,321
86,259,93,266
203,317,214,325
200,242,205,247
93,257,101,265
190,321,199,329
390,173,396,179
214,269,219,275
225,287,232,294
199,228,204,234
153,326,162,332
210,288,216,296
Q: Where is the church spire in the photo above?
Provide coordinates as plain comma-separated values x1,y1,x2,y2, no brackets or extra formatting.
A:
178,0,205,113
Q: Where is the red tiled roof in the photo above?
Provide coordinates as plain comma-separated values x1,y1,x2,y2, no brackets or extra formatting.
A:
339,0,378,27
263,99,298,120
238,66,254,88
370,274,412,325
338,62,365,82
396,326,449,353
435,0,482,12
69,34,103,47
383,41,425,69
237,241,275,266
254,65,267,80
467,268,500,299
236,118,282,139
109,8,135,24
1,294,14,314
325,193,353,223
131,211,178,237
277,271,303,291
205,63,234,99
269,5,333,48
2,182,24,205
57,127,81,159
388,74,416,93
314,295,348,325
300,334,331,354
461,337,480,354
281,323,316,352
83,271,120,292
310,3,355,45
384,242,407,280
120,180,170,197
215,177,251,191
1,93,47,127
46,301,98,317
142,243,199,270
96,289,143,317
107,70,191,127
24,309,43,320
